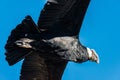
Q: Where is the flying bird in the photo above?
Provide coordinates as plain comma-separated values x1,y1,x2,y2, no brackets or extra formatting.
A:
5,0,99,80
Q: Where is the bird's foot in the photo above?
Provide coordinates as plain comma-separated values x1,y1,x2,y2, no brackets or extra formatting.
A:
14,38,34,48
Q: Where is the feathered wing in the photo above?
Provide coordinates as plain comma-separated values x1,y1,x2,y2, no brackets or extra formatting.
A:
5,16,40,65
38,0,91,36
20,52,67,80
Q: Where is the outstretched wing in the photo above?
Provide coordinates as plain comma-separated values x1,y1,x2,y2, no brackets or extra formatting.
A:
20,52,67,80
38,0,90,36
5,16,40,65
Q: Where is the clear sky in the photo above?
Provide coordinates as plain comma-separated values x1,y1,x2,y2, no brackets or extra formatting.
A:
0,0,120,80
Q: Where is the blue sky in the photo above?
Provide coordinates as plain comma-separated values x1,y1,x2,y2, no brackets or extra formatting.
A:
0,0,120,80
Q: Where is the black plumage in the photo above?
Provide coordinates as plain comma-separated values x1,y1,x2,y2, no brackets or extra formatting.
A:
5,0,91,80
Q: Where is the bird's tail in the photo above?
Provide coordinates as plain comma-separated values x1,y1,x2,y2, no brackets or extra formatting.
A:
5,15,40,66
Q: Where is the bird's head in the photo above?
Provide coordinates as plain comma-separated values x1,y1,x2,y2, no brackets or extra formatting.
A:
87,47,100,64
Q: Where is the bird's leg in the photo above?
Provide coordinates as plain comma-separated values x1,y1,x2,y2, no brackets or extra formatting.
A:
14,38,34,49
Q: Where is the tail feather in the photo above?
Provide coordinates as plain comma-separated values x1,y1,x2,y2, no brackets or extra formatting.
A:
5,48,32,66
5,15,39,65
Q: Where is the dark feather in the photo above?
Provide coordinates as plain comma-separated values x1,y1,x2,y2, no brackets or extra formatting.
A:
38,0,90,36
20,52,67,80
5,16,40,65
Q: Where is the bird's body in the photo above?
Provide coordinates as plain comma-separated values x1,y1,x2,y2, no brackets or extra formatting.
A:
5,0,99,80
38,36,89,62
